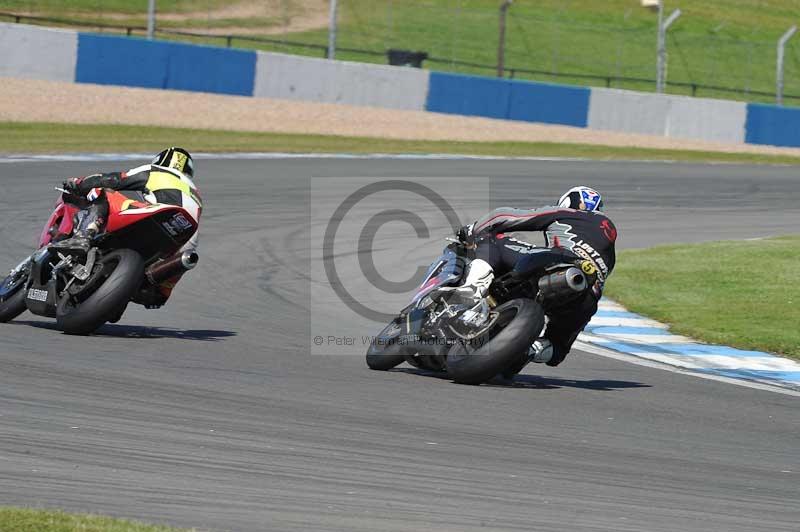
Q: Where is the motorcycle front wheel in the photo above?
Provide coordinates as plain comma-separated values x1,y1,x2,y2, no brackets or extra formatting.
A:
446,298,544,385
0,266,30,323
56,249,144,335
365,318,410,371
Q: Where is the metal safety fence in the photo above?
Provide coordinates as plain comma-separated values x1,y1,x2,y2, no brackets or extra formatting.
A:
3,0,800,105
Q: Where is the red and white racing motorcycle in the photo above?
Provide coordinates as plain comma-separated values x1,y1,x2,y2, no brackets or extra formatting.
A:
0,186,199,335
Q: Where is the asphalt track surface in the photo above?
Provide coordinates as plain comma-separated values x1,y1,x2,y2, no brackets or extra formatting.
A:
0,158,798,532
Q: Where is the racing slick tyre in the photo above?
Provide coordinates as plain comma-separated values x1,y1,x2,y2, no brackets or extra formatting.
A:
500,351,531,381
366,318,410,371
0,284,27,323
56,249,144,335
446,298,544,385
0,269,29,323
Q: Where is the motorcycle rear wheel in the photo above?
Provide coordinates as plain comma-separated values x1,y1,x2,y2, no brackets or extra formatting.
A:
56,249,144,335
446,298,544,385
366,318,410,371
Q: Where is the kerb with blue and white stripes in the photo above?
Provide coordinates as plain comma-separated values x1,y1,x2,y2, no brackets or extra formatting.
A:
580,300,800,391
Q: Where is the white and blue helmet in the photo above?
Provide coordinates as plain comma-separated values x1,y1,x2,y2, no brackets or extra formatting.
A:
558,186,604,212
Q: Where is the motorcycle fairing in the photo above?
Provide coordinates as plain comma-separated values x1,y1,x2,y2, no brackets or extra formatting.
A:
39,189,141,248
24,248,58,317
100,204,198,262
38,190,198,265
409,246,465,307
39,201,79,247
105,189,198,232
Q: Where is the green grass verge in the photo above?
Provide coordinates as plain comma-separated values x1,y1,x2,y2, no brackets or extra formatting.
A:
0,507,192,532
3,122,800,165
605,236,800,359
0,0,231,14
5,0,800,104
283,0,800,104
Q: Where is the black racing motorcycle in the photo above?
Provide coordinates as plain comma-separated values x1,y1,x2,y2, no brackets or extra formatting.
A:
365,235,595,384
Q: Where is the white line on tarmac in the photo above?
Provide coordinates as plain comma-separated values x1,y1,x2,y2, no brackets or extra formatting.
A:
0,152,777,165
0,153,591,163
574,340,800,397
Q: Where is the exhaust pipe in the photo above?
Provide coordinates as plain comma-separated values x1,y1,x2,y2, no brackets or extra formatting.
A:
538,266,587,304
146,251,199,284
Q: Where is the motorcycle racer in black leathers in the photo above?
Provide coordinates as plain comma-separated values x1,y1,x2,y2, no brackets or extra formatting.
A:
455,186,617,369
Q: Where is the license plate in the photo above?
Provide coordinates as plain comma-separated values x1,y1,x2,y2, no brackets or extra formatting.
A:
27,288,48,302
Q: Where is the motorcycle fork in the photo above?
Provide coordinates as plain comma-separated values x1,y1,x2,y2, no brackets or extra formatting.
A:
53,248,98,297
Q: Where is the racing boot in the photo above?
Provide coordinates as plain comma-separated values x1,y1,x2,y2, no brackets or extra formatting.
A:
440,259,494,304
50,222,100,254
528,338,554,364
51,232,93,254
502,339,556,380
51,208,102,254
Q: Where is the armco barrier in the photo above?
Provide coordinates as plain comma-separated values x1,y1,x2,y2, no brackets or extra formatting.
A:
75,33,256,96
254,52,429,111
426,72,590,127
588,88,747,144
0,23,76,82
745,103,800,148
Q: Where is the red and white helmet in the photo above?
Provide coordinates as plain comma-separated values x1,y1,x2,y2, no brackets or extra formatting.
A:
558,186,604,212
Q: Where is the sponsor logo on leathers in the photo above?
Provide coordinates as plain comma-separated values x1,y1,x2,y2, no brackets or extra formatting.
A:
545,221,608,280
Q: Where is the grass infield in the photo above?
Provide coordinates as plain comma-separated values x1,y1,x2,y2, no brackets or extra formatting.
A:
605,235,800,360
3,122,800,165
0,507,192,532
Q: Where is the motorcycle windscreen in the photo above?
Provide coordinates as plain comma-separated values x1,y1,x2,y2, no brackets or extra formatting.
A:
410,247,465,306
39,201,78,248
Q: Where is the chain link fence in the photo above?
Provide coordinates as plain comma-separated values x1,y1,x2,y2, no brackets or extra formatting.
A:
2,0,799,104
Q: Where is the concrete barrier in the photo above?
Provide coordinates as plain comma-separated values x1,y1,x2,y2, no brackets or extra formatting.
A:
254,52,429,110
4,22,800,150
0,23,77,82
588,88,747,144
76,34,256,95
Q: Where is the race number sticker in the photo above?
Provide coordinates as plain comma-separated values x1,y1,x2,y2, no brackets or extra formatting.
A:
581,260,597,275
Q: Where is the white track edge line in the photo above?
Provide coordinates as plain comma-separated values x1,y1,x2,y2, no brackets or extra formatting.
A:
574,340,800,397
0,153,601,163
0,152,792,166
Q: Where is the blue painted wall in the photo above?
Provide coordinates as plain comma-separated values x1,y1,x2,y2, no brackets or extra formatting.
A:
75,34,256,96
426,72,590,127
745,103,800,148
65,29,800,148
426,73,511,120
